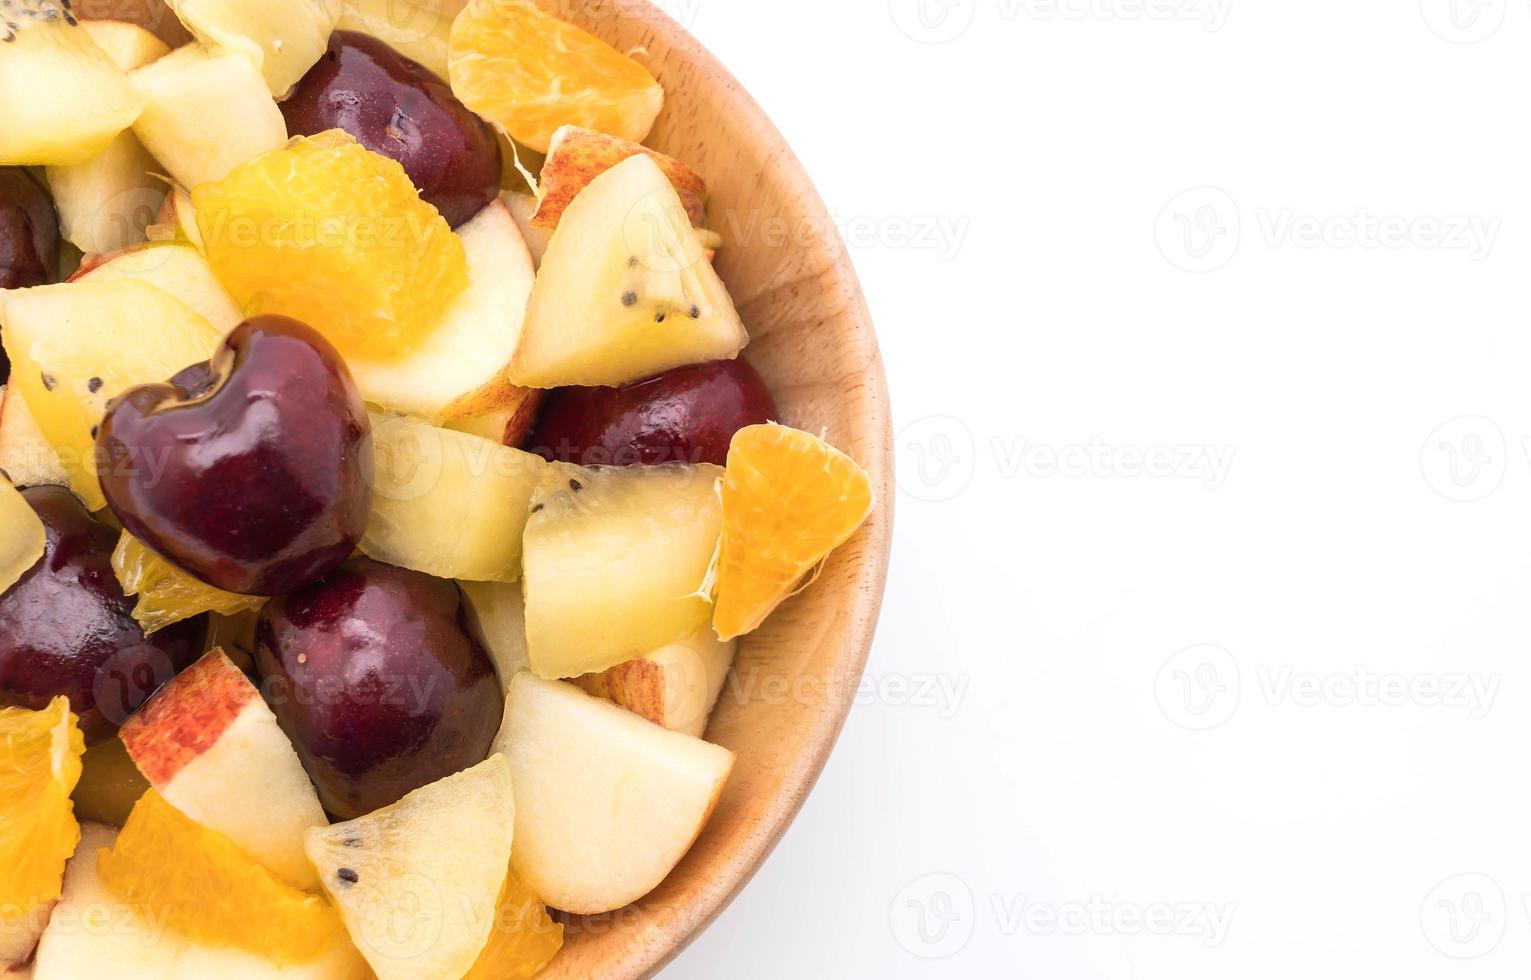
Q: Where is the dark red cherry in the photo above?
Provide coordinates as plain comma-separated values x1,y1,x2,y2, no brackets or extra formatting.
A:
0,167,61,381
0,486,203,742
97,316,373,597
254,558,503,819
281,30,502,228
526,359,778,467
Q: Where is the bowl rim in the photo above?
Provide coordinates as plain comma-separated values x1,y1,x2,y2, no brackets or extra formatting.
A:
596,3,895,976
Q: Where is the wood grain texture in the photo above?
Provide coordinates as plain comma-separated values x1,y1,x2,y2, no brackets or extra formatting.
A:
87,2,894,976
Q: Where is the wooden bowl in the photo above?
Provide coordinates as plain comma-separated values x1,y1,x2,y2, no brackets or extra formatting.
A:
94,2,893,976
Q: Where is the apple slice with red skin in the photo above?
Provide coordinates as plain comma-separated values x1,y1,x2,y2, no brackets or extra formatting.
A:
532,125,707,230
97,316,373,597
120,648,328,890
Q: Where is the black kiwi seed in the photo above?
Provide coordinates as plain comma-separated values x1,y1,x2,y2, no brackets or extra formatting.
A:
40,373,55,391
530,503,545,514
654,313,666,323
689,305,701,319
336,868,359,885
621,290,638,307
568,479,583,493
87,376,102,393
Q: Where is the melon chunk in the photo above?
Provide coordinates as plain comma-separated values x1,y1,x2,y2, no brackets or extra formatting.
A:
510,155,747,388
130,45,287,190
45,22,170,255
361,414,547,583
163,0,341,95
522,462,723,679
0,3,145,166
0,279,222,510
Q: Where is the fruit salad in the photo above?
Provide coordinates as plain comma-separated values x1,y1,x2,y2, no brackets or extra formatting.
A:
0,2,875,977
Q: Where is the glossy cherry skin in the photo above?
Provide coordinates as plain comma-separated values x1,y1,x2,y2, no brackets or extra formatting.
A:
254,558,503,819
526,359,778,467
0,486,204,743
97,316,373,597
0,167,60,381
281,31,501,228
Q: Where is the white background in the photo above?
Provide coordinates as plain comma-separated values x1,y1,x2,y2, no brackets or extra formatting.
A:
661,1,1531,977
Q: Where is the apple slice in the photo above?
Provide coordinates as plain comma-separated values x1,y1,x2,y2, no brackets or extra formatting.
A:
0,278,222,511
493,673,734,914
31,822,370,979
523,462,723,679
119,650,328,891
72,243,242,332
0,481,43,607
575,625,736,738
510,155,747,388
162,0,341,96
45,22,170,255
0,6,145,166
347,200,538,422
501,191,550,266
361,414,547,583
130,46,287,190
306,756,515,980
458,579,529,683
445,393,543,449
147,184,203,250
337,0,451,80
0,386,67,490
533,125,706,230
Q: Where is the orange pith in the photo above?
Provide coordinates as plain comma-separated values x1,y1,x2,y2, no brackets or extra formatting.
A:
448,0,664,152
97,790,346,964
463,867,565,980
713,424,875,640
0,697,84,912
192,131,469,362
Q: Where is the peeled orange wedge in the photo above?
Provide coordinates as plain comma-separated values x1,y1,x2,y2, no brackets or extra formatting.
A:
0,697,85,913
712,425,875,640
463,867,565,980
193,131,469,362
97,790,347,965
449,0,664,152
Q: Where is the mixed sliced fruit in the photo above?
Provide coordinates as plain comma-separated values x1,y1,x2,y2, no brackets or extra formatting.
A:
0,2,875,976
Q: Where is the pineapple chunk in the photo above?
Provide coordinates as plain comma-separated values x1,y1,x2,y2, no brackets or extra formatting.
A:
510,155,748,388
46,21,170,254
0,385,67,489
522,462,724,679
0,280,222,511
361,414,547,583
0,4,144,166
130,46,287,190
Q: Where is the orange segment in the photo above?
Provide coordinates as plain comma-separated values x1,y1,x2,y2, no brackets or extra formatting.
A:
0,698,85,912
463,867,565,980
449,0,664,152
98,790,346,965
193,131,469,361
113,533,265,635
713,424,875,640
